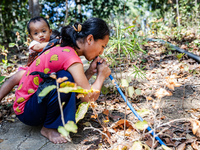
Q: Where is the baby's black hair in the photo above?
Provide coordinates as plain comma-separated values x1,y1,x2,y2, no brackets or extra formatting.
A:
50,30,60,40
61,18,110,48
27,16,50,34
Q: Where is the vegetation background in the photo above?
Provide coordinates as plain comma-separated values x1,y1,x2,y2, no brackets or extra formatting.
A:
1,0,200,77
1,0,200,45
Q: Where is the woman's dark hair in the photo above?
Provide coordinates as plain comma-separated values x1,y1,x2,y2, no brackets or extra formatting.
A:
50,30,60,40
27,16,50,34
61,18,110,48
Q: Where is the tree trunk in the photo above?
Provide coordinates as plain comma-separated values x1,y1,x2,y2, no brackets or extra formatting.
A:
64,0,68,25
77,0,82,22
77,0,81,14
29,0,40,18
176,0,180,26
195,0,198,24
194,0,198,35
0,7,6,43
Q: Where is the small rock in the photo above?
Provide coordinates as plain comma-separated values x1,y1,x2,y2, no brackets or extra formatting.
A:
11,114,16,118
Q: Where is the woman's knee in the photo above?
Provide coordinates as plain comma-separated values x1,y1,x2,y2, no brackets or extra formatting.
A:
56,70,74,82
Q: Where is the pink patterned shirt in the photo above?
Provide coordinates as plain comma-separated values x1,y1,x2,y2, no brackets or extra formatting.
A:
13,46,82,115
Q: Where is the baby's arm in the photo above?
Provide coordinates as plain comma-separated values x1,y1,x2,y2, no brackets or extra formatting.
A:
30,42,49,52
0,70,25,102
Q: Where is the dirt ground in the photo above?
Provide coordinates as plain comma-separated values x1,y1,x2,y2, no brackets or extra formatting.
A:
1,40,200,149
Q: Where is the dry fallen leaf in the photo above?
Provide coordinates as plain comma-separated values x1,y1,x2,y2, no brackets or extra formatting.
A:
50,74,56,79
166,83,175,90
102,127,112,144
103,119,109,123
112,145,128,150
154,88,172,99
76,94,85,99
82,122,91,127
130,141,143,150
112,119,134,130
190,119,200,138
0,139,4,143
176,143,186,150
152,101,160,109
160,116,166,120
91,114,98,119
57,77,68,83
90,102,97,108
162,145,173,150
103,109,109,116
191,141,199,150
146,96,153,101
165,75,182,90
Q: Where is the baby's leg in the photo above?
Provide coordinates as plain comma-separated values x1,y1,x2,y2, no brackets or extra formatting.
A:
0,70,25,102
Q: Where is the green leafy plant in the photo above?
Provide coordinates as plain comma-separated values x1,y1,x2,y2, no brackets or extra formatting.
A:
75,102,90,123
120,77,144,138
57,121,78,141
103,21,146,86
135,120,148,130
0,43,16,74
0,76,6,86
121,77,142,99
130,141,150,150
0,45,9,67
176,53,185,61
105,23,146,61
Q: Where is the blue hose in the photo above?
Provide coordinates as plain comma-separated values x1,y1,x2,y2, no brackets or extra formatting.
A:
108,74,166,146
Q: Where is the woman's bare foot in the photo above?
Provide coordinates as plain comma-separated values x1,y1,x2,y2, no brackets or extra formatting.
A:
41,126,68,144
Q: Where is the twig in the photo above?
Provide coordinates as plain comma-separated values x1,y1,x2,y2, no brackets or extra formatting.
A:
151,108,157,150
124,88,127,140
84,125,113,146
55,78,78,149
156,118,191,129
56,81,65,126
90,103,103,128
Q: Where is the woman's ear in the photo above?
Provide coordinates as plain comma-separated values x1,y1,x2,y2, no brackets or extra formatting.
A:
86,34,94,45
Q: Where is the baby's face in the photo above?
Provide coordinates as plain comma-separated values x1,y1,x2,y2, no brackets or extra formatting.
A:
29,19,52,43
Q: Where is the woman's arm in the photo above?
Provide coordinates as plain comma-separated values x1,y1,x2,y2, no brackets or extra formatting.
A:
84,57,106,80
67,59,111,102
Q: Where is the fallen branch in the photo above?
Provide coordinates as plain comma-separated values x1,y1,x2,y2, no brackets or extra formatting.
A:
147,38,200,63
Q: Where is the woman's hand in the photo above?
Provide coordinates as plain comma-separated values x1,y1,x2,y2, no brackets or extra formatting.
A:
85,56,101,80
96,58,111,80
69,57,111,103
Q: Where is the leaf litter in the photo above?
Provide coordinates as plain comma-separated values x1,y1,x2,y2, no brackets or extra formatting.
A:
1,40,200,149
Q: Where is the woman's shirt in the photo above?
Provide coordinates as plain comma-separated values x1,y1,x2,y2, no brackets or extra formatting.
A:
13,46,82,115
